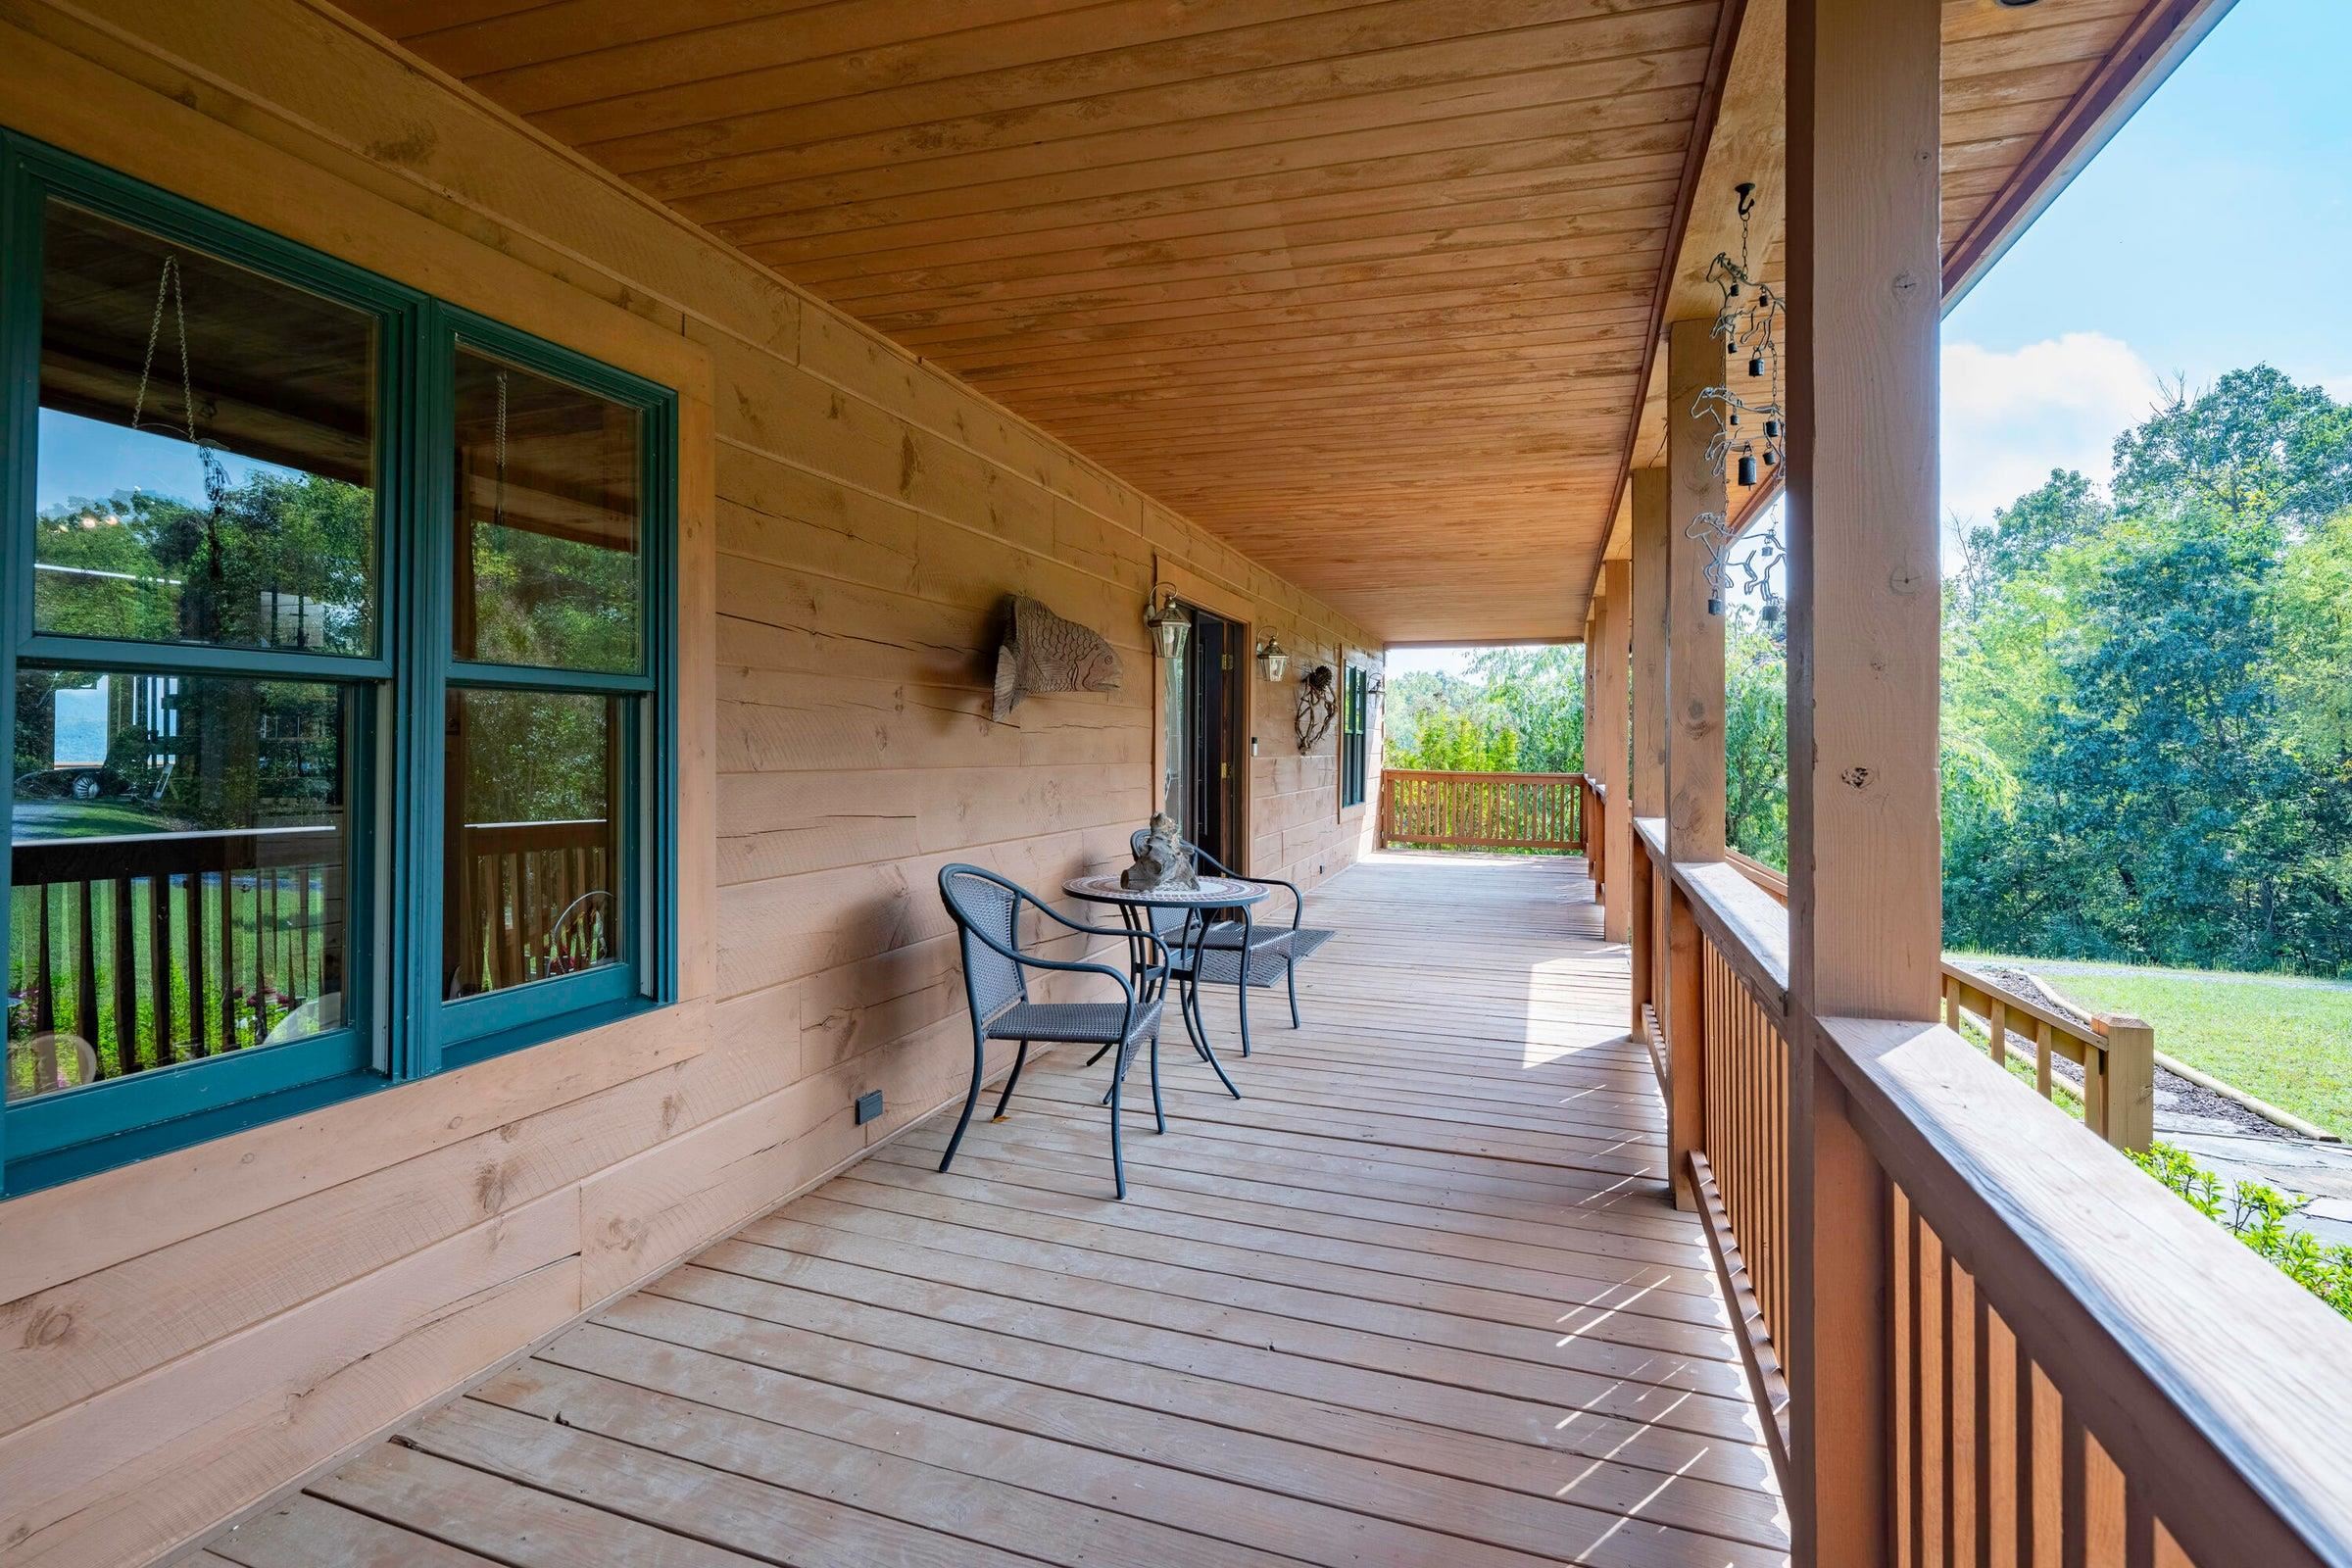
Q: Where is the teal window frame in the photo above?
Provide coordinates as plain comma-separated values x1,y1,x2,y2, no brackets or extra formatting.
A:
0,132,679,1197
1340,665,1369,808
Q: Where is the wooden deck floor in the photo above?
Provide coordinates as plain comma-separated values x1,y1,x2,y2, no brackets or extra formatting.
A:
198,853,1788,1568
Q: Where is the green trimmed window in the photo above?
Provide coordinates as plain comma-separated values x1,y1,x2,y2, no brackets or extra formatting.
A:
1340,663,1370,808
0,134,678,1196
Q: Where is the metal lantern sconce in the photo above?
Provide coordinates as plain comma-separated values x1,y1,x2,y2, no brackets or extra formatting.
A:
1144,584,1189,660
1256,635,1291,682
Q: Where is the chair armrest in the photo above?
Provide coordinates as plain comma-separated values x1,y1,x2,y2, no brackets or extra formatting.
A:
1030,900,1173,960
1187,843,1304,929
1010,953,1139,1002
1250,877,1305,930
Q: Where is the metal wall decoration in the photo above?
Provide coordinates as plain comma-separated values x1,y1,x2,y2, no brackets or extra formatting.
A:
1687,181,1793,624
991,594,1122,720
1296,663,1338,752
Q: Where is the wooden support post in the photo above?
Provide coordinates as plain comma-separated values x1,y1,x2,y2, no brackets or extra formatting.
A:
1632,468,1670,822
1667,879,1703,1211
1581,606,1596,859
1593,561,1633,944
1786,0,1941,1560
1665,318,1727,864
1629,470,1666,1044
2095,1013,2157,1153
1660,322,1726,1213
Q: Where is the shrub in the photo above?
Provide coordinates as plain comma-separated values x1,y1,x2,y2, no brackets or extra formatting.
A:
2131,1141,2352,1318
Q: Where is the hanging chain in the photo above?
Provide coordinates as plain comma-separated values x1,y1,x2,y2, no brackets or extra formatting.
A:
493,368,510,530
131,255,198,447
130,252,231,527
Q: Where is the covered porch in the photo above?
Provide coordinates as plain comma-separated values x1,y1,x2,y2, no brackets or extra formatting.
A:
216,852,1791,1567
5,1,2352,1565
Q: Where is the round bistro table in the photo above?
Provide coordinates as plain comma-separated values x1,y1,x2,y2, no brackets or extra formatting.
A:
1062,873,1269,1099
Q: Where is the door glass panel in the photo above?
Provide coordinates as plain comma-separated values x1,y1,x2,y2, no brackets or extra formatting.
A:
1159,605,1192,827
7,670,352,1102
453,349,641,674
443,687,622,999
35,201,378,656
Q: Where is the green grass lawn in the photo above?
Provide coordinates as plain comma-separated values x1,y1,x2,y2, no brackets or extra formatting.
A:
2012,969,2352,1140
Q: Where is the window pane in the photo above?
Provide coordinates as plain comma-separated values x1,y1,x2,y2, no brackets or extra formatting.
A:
35,201,377,656
454,350,641,673
7,671,352,1103
444,687,622,1000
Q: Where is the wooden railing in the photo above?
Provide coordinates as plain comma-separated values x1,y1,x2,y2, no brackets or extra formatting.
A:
1583,776,1604,892
1623,824,2352,1563
5,819,612,1097
1633,824,1796,1473
447,818,614,999
1722,847,2154,1152
1376,769,1585,852
7,826,344,1094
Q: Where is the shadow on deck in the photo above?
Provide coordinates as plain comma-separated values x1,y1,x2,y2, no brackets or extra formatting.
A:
213,852,1789,1568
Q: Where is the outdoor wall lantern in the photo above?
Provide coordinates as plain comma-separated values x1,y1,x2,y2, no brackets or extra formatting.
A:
1144,583,1189,660
1256,635,1291,682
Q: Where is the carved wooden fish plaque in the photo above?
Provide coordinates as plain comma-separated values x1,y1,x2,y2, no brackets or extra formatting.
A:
991,594,1121,720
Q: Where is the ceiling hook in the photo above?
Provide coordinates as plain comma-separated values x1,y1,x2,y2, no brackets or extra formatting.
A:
1735,181,1758,221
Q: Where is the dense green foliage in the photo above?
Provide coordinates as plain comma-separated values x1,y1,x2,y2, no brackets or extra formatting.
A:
1945,367,2352,976
21,473,368,834
1385,645,1587,772
1724,611,1788,865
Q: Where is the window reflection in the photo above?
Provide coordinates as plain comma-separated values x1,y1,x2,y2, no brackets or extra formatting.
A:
1161,604,1193,829
453,349,641,673
35,201,377,656
6,671,350,1102
443,688,622,999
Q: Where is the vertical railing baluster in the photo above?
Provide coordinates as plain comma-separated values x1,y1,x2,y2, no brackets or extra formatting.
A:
75,880,101,1074
218,866,236,1052
150,872,174,1067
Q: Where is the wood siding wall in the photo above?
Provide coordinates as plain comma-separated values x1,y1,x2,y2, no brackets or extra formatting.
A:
0,5,1377,1564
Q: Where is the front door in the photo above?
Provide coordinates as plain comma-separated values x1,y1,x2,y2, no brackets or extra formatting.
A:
1163,604,1244,869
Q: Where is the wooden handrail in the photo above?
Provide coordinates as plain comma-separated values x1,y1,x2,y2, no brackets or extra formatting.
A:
1380,768,1598,784
1614,828,2350,1559
1822,1014,2352,1566
1376,769,1584,853
1720,843,2153,1151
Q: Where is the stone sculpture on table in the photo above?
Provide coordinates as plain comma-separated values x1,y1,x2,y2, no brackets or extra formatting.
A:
1123,811,1200,892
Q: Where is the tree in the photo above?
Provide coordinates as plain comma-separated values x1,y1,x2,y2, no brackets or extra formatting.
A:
1724,610,1788,866
1941,367,2352,975
2112,366,2352,534
1383,646,1585,773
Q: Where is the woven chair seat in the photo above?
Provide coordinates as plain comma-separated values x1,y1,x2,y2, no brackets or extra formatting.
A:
987,998,1163,1047
1191,919,1297,953
1196,922,1336,961
1170,930,1334,989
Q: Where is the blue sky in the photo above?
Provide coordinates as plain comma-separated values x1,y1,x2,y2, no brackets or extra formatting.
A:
1396,0,2342,674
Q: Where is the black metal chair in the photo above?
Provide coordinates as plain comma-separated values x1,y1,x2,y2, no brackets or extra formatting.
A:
1127,833,1337,1057
936,863,1170,1200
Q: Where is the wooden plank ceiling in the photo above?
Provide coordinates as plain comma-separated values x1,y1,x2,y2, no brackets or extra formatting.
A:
354,0,2217,645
